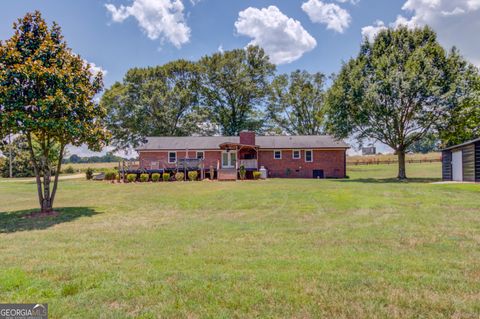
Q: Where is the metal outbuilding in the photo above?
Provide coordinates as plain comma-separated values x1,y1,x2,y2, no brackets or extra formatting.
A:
442,138,480,182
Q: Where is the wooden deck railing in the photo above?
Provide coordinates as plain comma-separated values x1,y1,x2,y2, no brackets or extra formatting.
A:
239,159,258,169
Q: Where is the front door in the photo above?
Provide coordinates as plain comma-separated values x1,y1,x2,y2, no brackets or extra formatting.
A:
222,151,237,168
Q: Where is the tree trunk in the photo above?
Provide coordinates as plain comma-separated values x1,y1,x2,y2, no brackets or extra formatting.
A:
26,134,44,209
397,150,407,180
49,144,65,209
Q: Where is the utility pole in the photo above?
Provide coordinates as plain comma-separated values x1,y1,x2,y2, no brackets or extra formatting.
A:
8,134,13,178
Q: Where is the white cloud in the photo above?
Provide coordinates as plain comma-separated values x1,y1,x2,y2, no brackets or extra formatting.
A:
361,20,387,42
105,0,190,48
362,0,480,65
87,61,108,77
302,0,352,33
234,6,317,64
336,0,360,4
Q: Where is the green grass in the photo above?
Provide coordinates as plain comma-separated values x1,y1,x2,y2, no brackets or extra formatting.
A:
1,163,479,318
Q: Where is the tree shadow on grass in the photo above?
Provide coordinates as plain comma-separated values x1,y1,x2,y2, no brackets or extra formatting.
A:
339,177,441,184
0,207,100,233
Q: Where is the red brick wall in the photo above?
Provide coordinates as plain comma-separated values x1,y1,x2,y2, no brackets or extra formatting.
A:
258,149,346,178
239,131,255,145
139,150,222,169
139,148,346,178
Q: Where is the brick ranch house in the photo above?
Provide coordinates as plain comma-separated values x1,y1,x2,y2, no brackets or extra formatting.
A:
134,131,349,180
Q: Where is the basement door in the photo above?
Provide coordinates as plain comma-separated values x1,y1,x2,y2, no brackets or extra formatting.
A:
452,150,463,181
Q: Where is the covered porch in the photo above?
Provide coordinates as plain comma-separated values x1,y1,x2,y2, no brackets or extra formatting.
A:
217,142,260,180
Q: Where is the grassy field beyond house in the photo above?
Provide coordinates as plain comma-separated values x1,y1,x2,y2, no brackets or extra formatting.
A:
1,163,479,318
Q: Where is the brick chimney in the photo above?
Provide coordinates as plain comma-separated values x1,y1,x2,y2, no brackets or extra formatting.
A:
239,131,255,145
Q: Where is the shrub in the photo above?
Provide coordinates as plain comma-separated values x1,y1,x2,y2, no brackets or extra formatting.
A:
151,173,161,182
104,171,117,181
127,174,137,183
285,168,292,177
64,166,75,174
116,173,121,182
85,168,94,180
239,165,246,180
162,173,170,182
253,171,261,180
140,173,149,182
188,171,198,181
175,172,185,181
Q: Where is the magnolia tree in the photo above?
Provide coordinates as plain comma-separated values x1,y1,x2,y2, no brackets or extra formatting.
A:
0,12,108,214
326,26,479,180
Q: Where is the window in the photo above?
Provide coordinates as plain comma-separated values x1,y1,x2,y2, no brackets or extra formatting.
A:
196,151,204,160
168,152,176,163
274,150,282,160
305,150,313,162
293,150,301,159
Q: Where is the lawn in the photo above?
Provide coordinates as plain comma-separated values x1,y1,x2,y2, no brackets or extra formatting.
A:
0,163,479,318
63,162,119,172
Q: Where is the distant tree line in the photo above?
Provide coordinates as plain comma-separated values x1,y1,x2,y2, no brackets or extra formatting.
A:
63,152,126,164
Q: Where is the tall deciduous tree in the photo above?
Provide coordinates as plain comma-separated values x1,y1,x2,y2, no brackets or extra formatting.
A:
326,26,479,179
437,49,480,146
101,60,207,149
267,70,326,135
0,11,108,213
199,46,275,135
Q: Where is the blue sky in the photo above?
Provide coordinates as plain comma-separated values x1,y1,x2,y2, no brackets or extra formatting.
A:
0,0,408,88
2,0,479,155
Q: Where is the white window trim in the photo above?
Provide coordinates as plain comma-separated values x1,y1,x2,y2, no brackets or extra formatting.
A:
196,151,205,160
168,151,177,164
292,150,301,159
274,150,282,160
305,150,313,163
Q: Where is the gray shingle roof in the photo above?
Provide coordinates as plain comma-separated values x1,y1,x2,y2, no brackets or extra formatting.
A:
441,137,480,151
137,135,349,150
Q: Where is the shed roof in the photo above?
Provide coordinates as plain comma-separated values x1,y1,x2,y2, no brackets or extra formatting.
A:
136,135,349,151
442,137,480,151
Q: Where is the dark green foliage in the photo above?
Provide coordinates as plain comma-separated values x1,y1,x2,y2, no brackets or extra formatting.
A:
239,165,246,180
151,173,161,182
0,11,108,212
85,168,94,180
0,136,34,178
267,70,326,135
326,26,479,179
101,60,209,149
162,173,170,182
140,174,149,182
175,172,185,181
104,171,117,181
63,166,75,174
188,171,198,181
199,46,275,135
408,134,440,154
253,171,261,180
64,152,124,164
127,174,137,183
